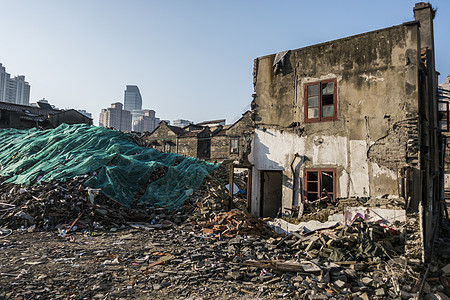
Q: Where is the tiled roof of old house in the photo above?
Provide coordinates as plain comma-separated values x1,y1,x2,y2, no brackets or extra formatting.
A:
0,101,59,116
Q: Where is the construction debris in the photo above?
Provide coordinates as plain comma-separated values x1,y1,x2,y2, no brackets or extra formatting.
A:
0,125,448,298
0,176,187,231
1,215,449,299
0,161,446,298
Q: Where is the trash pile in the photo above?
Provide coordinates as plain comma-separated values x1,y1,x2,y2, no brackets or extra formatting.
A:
269,219,404,262
0,124,222,232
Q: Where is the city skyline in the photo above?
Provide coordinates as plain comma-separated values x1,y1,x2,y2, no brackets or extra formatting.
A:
0,63,30,106
2,1,450,126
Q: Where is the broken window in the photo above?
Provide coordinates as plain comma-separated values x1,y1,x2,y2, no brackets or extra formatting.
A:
439,101,449,132
305,79,337,122
230,138,239,154
304,169,336,202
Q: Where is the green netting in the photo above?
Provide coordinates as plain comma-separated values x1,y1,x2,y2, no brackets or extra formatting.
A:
0,123,220,209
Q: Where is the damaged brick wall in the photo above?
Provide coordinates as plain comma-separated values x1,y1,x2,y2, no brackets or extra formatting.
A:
367,115,420,170
210,111,254,162
210,136,231,160
143,122,178,154
227,111,254,163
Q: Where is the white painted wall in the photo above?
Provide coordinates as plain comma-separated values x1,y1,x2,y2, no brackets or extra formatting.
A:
349,140,370,196
249,128,395,216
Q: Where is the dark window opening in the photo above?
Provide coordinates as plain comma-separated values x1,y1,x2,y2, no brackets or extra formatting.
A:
304,168,336,202
439,101,449,132
164,143,170,153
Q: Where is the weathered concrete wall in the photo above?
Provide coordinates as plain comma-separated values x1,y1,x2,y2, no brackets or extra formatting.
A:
250,23,421,216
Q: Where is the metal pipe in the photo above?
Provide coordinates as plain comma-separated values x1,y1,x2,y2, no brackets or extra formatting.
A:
290,153,300,207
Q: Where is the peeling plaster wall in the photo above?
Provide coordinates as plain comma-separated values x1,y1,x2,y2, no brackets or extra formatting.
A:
250,23,421,216
249,129,400,216
349,140,370,197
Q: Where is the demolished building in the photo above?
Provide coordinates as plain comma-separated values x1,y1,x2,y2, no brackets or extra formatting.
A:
144,121,211,160
210,111,253,162
248,2,444,260
143,111,253,162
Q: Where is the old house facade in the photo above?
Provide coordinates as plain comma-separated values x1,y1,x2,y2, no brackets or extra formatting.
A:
144,111,254,162
210,111,253,162
0,101,93,129
248,3,443,258
144,121,211,160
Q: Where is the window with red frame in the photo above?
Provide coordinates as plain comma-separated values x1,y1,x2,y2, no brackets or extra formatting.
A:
304,169,335,202
305,79,337,122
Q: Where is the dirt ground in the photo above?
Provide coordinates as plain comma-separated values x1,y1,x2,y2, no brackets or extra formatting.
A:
2,222,450,299
0,225,267,299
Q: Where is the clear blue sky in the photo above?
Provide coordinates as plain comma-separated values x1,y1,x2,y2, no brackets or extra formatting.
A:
1,1,449,126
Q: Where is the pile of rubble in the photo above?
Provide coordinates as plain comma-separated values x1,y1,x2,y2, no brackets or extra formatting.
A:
1,218,449,299
184,164,272,238
0,161,449,298
0,164,252,236
197,209,274,238
0,174,186,232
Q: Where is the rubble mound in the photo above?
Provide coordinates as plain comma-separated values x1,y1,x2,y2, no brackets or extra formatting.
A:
0,176,185,231
0,123,219,210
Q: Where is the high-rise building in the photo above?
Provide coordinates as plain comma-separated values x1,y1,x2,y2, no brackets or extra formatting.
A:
12,76,30,105
133,109,160,133
124,85,144,130
0,63,30,105
99,102,132,132
0,64,9,102
172,119,193,128
131,109,147,130
124,85,142,112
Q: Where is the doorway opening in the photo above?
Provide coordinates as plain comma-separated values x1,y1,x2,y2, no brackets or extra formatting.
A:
260,170,282,217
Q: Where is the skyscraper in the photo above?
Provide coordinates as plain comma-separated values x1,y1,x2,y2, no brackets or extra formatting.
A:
133,110,160,133
0,63,30,105
124,85,142,112
99,102,132,132
0,64,8,102
172,119,193,128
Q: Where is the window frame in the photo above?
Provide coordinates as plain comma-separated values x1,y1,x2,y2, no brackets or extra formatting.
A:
164,142,171,153
438,100,449,132
230,137,239,154
304,78,338,123
303,168,336,202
